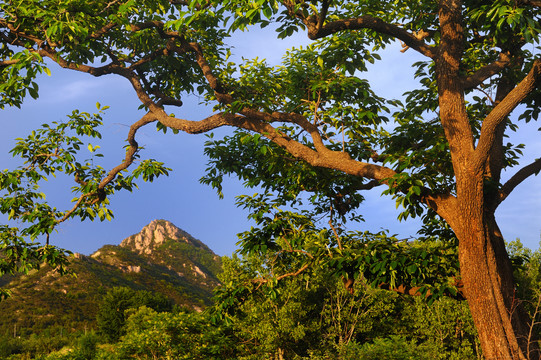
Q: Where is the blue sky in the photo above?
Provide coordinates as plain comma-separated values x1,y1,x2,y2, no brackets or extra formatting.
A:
1,27,540,256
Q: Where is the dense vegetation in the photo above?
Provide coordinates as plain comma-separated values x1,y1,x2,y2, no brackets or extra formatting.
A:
0,238,539,359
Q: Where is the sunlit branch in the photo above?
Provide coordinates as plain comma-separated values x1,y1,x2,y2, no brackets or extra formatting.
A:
0,59,19,66
38,48,121,76
474,59,541,171
57,193,93,224
517,0,541,6
378,279,465,300
423,193,459,230
169,0,212,10
303,15,436,58
253,263,311,286
128,41,174,70
177,39,234,104
97,0,124,15
57,112,157,224
88,22,116,39
328,214,343,250
317,0,330,33
462,52,515,90
98,112,156,188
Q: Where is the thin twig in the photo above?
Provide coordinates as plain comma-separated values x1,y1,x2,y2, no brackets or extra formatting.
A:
328,206,343,250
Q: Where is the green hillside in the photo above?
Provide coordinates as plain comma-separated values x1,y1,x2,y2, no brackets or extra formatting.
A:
0,220,222,337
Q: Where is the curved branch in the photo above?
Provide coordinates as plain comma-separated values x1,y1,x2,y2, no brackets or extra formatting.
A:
175,39,233,104
128,43,170,69
306,15,436,58
497,157,541,208
159,110,397,181
160,105,458,223
252,263,311,286
423,193,459,230
474,59,541,171
98,112,157,189
88,22,116,39
378,279,465,300
57,112,157,224
37,48,121,77
462,51,514,90
57,193,93,224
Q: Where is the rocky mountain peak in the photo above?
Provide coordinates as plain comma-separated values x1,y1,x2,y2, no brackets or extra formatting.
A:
120,219,197,255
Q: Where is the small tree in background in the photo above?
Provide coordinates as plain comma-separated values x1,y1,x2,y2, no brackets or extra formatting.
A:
96,287,172,342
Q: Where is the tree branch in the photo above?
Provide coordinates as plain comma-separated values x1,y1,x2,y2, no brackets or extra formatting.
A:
98,112,157,189
378,279,465,300
157,110,398,182
423,193,459,230
305,15,436,58
497,157,541,207
462,51,514,90
88,22,116,39
517,0,541,6
0,59,19,67
37,48,121,77
57,112,157,224
253,263,311,285
175,39,234,104
474,59,541,171
317,0,330,33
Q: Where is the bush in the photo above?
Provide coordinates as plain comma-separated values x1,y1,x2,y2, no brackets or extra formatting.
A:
354,336,437,360
96,287,172,342
309,336,438,360
75,332,99,359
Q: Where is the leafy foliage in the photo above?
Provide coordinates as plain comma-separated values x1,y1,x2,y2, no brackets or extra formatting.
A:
213,193,461,308
209,251,479,359
116,306,237,360
0,105,170,297
96,287,173,342
6,239,541,360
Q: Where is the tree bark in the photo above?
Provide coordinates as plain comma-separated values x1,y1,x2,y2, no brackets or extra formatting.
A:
455,175,540,360
434,1,539,358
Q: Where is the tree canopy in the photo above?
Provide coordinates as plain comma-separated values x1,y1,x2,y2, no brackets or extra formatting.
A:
1,0,540,358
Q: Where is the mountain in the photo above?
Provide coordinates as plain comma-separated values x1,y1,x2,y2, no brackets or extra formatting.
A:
0,220,222,336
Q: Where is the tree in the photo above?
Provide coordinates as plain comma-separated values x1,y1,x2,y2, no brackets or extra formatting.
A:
212,214,481,359
96,287,172,342
115,306,237,360
1,0,540,358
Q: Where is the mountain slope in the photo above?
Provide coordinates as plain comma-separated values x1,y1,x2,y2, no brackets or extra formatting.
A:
0,220,222,336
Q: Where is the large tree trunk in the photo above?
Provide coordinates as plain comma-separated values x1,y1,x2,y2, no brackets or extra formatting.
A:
456,179,540,360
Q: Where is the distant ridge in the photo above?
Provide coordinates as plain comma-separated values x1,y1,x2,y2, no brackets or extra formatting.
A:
0,220,223,336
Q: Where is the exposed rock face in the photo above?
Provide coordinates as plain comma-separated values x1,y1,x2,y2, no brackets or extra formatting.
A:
120,219,201,255
117,219,220,283
126,265,141,273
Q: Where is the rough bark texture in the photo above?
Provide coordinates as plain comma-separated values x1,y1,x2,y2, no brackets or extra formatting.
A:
434,1,539,358
455,179,537,359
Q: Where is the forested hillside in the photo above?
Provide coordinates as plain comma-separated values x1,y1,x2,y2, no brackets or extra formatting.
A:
0,220,221,341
